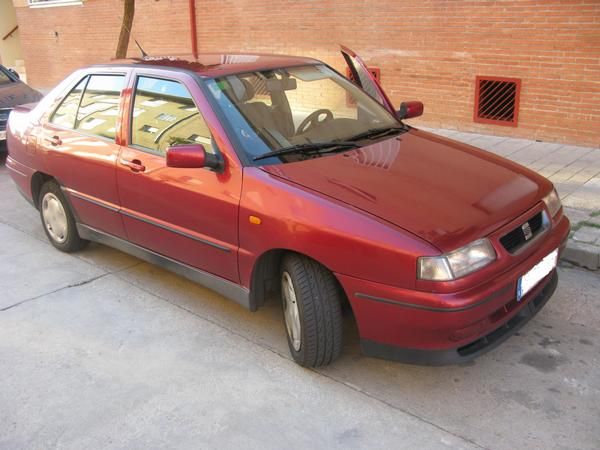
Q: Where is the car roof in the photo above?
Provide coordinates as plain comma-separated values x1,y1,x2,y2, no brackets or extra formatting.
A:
94,53,322,78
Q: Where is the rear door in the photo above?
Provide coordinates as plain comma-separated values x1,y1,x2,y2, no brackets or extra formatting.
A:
40,70,129,239
116,69,242,282
340,45,396,115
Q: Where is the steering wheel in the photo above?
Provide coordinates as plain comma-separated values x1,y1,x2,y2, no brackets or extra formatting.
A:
297,109,333,135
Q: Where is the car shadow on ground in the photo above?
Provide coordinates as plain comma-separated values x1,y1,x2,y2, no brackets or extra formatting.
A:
111,251,597,449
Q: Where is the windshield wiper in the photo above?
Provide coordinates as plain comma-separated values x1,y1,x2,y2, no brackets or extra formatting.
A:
253,141,358,161
347,126,407,142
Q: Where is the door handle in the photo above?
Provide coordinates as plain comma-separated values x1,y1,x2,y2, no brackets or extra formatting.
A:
120,158,146,172
44,135,62,146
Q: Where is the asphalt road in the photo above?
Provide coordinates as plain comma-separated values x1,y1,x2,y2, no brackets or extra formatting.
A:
1,159,599,450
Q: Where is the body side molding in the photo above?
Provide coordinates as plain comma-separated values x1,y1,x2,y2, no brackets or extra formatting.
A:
119,209,231,252
76,224,251,310
63,186,231,253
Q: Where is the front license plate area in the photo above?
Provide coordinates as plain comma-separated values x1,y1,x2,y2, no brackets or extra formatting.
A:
517,249,558,302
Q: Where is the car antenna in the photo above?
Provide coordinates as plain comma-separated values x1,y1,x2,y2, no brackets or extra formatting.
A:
134,39,148,58
116,12,149,59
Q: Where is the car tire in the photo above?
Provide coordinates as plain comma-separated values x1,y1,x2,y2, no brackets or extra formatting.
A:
280,254,344,367
38,180,88,252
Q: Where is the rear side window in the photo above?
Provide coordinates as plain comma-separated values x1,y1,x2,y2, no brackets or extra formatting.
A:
75,74,125,140
130,76,213,155
50,77,88,129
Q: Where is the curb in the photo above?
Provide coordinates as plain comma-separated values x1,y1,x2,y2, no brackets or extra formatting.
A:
561,240,600,270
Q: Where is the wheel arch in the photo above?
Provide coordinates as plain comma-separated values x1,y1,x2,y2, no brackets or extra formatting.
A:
249,248,351,314
31,171,54,209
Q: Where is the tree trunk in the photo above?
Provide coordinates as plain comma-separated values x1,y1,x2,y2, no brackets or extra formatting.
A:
115,0,135,59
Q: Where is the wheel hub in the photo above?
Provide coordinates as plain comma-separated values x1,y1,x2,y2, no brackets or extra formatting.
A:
42,193,68,244
281,271,301,352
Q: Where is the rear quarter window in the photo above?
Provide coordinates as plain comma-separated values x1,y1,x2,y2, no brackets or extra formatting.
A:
50,77,87,129
50,73,125,141
75,74,125,140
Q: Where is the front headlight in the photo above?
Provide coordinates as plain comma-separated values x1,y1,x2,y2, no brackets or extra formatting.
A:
418,238,497,281
543,188,562,217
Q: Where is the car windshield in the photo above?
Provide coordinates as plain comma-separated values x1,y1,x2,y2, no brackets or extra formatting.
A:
204,64,402,165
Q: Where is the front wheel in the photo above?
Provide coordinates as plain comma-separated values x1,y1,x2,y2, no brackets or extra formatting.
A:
39,180,88,252
280,254,344,367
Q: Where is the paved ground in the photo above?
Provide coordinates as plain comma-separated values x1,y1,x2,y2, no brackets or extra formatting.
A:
1,149,600,449
427,128,600,270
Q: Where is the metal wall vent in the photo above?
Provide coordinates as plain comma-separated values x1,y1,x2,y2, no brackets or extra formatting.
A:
474,76,521,127
346,66,381,83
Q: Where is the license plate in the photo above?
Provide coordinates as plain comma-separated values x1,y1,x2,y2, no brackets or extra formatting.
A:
517,249,558,302
0,130,6,141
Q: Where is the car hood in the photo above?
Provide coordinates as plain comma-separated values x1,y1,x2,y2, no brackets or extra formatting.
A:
0,81,43,109
261,128,550,252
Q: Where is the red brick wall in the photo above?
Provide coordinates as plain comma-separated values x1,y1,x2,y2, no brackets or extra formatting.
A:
14,0,600,147
15,0,189,87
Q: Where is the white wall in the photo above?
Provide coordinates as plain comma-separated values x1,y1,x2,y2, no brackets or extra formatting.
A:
0,0,25,77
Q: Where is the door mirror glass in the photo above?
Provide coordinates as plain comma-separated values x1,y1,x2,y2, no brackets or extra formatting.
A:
397,101,424,120
166,144,222,170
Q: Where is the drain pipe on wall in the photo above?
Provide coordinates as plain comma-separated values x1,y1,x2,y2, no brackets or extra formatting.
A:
189,0,198,59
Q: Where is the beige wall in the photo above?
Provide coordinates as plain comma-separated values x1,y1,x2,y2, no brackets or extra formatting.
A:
0,0,23,70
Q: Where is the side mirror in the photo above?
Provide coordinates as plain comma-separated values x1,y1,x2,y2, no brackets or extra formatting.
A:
397,101,423,120
8,68,20,80
166,144,222,171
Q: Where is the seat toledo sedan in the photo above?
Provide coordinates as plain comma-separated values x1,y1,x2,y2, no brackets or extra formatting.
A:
6,47,570,367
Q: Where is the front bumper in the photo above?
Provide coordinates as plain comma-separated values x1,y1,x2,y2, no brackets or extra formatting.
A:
360,271,557,365
336,214,569,365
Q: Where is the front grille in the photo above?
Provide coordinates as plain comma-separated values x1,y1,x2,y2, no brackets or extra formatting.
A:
0,108,11,132
500,211,544,253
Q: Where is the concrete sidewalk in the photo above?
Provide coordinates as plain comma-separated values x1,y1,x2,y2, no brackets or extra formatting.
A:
427,128,600,270
2,159,600,449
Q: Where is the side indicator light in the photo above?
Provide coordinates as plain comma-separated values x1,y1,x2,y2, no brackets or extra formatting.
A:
249,215,262,225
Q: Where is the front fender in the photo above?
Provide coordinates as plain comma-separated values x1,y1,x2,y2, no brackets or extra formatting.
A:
238,167,437,290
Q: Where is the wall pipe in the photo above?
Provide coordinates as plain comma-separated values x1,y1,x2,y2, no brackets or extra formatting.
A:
189,0,198,59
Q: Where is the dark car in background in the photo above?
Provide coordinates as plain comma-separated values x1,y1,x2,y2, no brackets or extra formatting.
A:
0,64,42,149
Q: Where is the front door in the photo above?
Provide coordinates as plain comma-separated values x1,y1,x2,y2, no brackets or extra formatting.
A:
116,71,241,282
341,45,396,115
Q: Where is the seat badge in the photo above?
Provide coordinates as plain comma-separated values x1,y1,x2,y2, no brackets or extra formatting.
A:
522,221,533,241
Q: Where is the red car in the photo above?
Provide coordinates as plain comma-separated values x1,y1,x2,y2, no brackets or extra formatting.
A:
6,47,569,367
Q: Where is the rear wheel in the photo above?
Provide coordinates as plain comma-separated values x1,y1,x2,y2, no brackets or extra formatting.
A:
39,181,88,252
280,254,343,367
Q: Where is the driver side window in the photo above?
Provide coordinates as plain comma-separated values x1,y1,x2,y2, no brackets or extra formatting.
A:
131,76,214,155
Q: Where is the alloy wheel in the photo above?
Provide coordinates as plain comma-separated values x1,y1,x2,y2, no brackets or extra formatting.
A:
42,192,68,244
281,270,302,351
